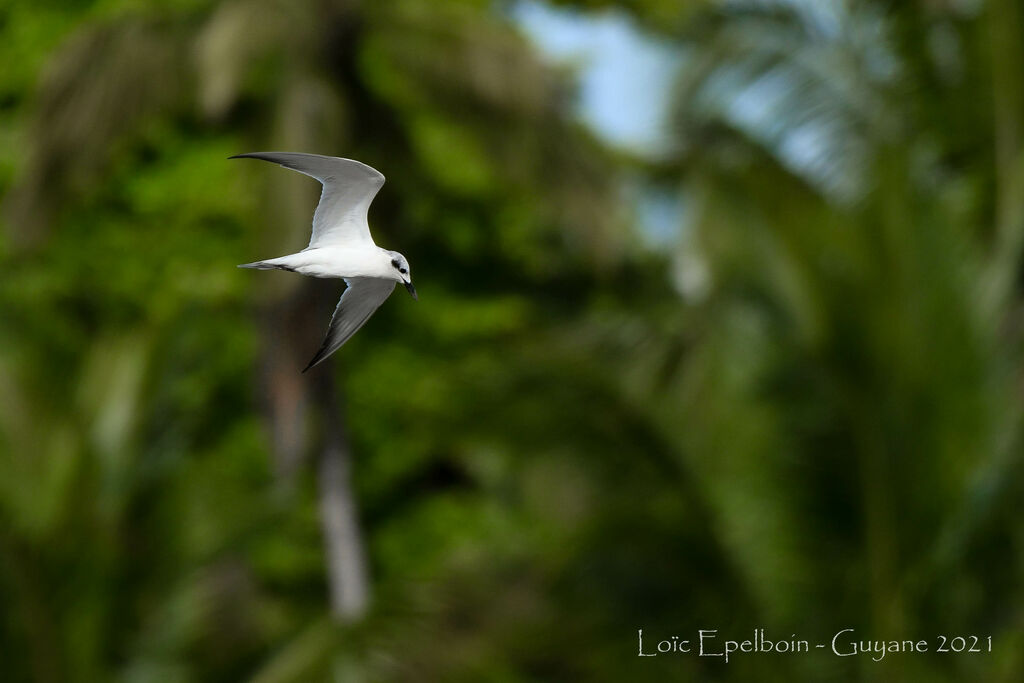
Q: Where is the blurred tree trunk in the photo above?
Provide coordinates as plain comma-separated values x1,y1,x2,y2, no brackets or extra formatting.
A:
259,289,314,491
260,283,370,621
314,370,370,621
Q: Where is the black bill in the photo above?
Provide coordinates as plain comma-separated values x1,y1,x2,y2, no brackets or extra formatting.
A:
404,281,418,300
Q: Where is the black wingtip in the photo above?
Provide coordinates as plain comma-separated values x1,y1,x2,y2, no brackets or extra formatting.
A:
301,349,327,374
301,355,316,373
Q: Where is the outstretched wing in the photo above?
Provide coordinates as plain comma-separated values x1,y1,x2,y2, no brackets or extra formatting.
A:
230,152,385,249
303,277,396,372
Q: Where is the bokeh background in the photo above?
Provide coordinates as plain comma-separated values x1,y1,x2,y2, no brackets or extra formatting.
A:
2,0,1023,681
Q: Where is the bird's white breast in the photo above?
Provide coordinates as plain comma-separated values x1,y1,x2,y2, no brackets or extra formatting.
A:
289,246,394,280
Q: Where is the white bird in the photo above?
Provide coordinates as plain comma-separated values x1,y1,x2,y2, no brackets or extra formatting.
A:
232,152,416,372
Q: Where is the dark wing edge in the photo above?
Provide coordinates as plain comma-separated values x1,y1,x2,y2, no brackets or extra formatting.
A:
228,152,385,186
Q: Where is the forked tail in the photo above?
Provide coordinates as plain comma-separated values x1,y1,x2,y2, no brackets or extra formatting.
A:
237,260,296,272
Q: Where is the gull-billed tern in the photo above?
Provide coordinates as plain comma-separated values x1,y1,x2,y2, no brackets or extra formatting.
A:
233,152,416,372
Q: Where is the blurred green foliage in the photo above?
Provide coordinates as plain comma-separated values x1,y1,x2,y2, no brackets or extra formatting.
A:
1,0,1023,681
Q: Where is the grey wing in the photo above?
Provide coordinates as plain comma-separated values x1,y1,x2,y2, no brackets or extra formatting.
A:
230,152,385,249
303,278,396,372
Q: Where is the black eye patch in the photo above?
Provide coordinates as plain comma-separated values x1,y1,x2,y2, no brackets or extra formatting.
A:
391,259,401,268
399,268,408,274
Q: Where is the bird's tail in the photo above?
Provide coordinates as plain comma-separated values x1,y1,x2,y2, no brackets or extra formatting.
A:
237,259,296,272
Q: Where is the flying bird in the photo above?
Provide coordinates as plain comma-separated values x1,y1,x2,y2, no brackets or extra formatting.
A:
232,152,416,372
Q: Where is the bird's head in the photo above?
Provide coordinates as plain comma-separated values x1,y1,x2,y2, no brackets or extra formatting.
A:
387,251,417,300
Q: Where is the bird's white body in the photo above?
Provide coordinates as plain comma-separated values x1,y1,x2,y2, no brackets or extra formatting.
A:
261,245,402,281
233,152,416,372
